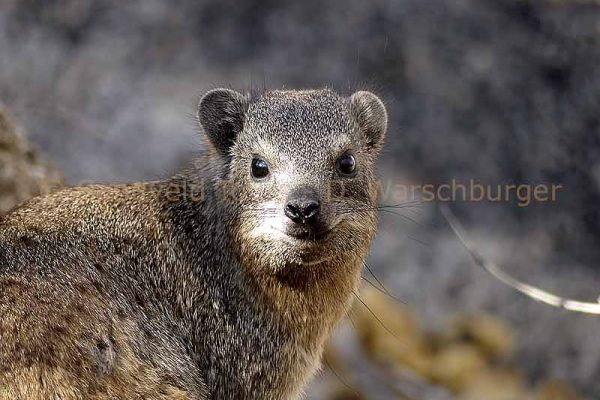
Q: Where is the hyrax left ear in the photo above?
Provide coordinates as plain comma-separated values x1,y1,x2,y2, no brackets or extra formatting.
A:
350,91,388,153
197,88,249,156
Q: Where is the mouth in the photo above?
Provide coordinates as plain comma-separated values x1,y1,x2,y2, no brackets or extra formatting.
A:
254,221,338,244
252,224,336,266
285,227,331,242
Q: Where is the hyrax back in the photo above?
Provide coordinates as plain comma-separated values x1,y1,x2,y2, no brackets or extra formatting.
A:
0,88,387,399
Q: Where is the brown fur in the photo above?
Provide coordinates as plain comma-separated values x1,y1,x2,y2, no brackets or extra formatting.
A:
0,88,387,399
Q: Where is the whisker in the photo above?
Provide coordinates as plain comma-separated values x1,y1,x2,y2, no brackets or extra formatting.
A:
362,261,407,305
346,310,359,331
361,276,407,307
322,355,361,398
352,291,410,350
362,260,387,292
406,235,429,247
377,199,425,209
378,209,422,226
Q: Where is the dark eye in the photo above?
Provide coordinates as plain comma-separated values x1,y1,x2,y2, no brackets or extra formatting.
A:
336,153,357,176
251,157,270,179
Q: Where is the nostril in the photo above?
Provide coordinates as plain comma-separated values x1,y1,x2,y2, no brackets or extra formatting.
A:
303,201,320,220
285,203,302,222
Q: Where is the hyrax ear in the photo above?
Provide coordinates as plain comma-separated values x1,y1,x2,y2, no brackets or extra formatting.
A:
350,91,388,153
197,88,249,156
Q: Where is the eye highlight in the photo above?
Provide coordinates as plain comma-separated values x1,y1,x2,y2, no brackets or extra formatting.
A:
336,152,357,176
251,157,270,180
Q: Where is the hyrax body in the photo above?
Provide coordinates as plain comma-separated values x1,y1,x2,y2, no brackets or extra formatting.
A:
0,88,387,399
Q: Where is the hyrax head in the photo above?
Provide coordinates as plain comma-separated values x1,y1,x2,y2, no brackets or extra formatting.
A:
198,88,387,271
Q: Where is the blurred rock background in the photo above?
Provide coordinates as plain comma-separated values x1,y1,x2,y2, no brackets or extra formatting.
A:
0,106,62,213
0,0,598,398
318,287,583,400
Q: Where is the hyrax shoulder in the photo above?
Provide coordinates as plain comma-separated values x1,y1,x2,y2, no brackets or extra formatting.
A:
0,88,388,399
0,183,207,399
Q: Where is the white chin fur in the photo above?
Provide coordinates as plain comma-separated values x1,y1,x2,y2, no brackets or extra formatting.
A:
248,200,289,240
250,221,289,241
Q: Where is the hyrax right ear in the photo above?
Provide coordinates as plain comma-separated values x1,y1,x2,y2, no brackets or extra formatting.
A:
350,91,388,153
197,88,249,156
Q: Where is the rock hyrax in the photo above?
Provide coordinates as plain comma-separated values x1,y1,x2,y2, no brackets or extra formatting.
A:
0,88,387,399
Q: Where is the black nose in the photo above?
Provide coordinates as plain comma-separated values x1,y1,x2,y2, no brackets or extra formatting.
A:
285,190,321,224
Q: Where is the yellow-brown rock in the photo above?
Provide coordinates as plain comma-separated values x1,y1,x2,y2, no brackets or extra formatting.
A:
0,106,63,214
535,380,579,400
449,313,515,360
460,367,528,400
352,287,433,377
429,343,487,393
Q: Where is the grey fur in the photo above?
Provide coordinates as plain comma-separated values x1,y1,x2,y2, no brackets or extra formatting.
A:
0,88,387,399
